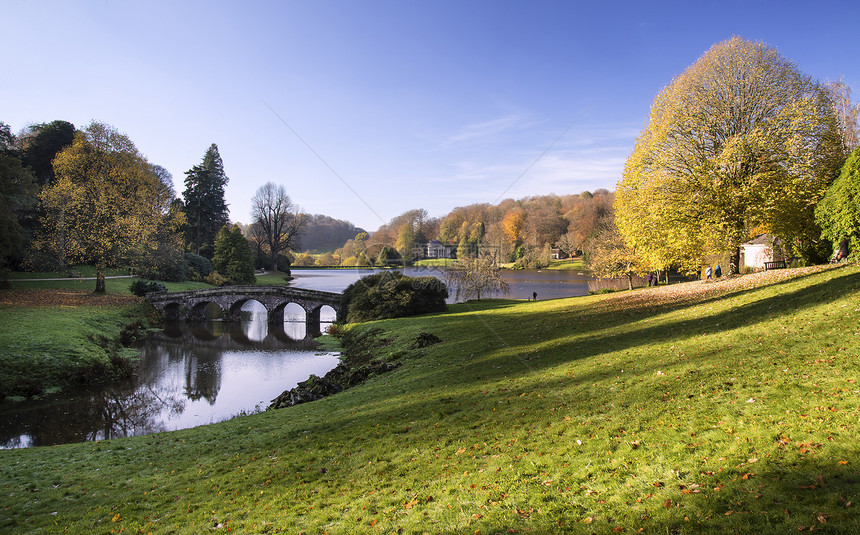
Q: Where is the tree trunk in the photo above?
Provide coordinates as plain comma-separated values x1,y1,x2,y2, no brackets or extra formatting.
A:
94,267,106,294
729,247,740,276
627,273,633,290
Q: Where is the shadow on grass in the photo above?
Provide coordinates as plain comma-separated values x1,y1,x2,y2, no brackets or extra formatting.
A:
438,267,860,385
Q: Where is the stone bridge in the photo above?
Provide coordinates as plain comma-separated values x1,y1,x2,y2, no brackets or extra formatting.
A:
146,286,342,335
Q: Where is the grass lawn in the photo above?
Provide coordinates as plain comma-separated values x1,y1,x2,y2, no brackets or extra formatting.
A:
0,291,155,398
544,258,586,271
254,270,294,286
1,264,859,533
413,259,457,268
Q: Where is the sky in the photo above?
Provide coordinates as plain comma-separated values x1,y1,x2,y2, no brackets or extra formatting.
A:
3,0,859,233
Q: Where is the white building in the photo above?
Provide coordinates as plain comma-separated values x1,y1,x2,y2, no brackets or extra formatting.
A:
741,234,783,270
423,240,456,259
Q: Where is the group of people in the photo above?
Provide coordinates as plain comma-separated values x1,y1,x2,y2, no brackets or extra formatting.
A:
704,264,722,280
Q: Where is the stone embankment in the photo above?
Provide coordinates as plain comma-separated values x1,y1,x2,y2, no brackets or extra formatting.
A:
268,331,442,410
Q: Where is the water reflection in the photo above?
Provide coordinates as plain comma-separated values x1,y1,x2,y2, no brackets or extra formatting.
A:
0,321,340,448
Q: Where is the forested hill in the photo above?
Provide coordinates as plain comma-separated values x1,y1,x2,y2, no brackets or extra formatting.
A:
298,214,366,252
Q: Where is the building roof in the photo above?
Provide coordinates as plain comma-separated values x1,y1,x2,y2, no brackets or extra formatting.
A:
743,234,772,246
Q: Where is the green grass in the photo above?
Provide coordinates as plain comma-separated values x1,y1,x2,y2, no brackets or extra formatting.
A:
1,264,859,533
544,258,586,271
254,270,294,285
0,299,156,398
413,258,457,267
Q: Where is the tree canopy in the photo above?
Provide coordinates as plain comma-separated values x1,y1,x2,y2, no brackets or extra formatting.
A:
815,146,860,259
616,37,844,273
0,125,37,274
20,120,75,186
38,122,174,291
338,271,447,323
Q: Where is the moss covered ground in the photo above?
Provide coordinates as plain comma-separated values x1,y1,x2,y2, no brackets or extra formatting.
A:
1,263,858,533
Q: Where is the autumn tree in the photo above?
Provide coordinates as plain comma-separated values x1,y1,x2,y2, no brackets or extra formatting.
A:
250,182,305,271
501,209,525,244
584,217,643,290
815,146,860,259
183,144,229,256
562,190,613,255
616,37,843,274
39,122,173,292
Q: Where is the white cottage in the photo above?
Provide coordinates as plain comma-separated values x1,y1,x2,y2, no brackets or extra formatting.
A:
741,234,784,270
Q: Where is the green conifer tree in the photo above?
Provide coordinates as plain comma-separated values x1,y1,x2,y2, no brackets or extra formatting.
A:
183,144,229,256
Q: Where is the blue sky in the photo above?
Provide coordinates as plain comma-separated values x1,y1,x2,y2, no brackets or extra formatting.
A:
3,0,858,232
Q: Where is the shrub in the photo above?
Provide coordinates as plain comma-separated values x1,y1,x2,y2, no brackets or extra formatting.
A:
205,271,229,287
129,279,167,296
185,253,212,278
339,271,448,323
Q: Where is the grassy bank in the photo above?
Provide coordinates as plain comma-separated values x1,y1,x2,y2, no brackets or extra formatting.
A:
1,264,859,533
0,290,158,399
0,267,295,398
1,268,216,398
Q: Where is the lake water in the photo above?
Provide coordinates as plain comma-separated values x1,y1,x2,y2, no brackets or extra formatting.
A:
0,268,632,448
0,319,339,449
287,266,622,300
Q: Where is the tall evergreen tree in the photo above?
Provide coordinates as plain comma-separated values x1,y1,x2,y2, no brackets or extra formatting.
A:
20,120,76,187
183,143,229,256
212,224,255,285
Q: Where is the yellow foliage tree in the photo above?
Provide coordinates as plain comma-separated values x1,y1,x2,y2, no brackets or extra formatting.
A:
39,122,173,292
501,209,525,244
616,37,843,273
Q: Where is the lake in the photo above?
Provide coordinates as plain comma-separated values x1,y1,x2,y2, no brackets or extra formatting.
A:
287,266,627,300
0,319,339,449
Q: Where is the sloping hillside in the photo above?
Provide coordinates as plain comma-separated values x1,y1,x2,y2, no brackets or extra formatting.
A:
1,263,858,534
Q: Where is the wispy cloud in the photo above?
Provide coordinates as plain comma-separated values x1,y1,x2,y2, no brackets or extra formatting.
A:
435,129,635,207
428,112,539,150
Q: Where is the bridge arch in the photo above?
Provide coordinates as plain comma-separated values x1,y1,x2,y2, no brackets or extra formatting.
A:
162,302,185,321
146,286,343,337
190,301,224,321
228,298,267,322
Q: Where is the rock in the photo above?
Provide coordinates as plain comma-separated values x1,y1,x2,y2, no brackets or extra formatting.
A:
267,360,401,410
268,374,342,409
410,332,442,349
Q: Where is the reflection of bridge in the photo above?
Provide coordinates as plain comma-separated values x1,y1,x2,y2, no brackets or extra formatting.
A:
146,286,342,334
